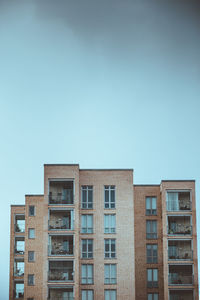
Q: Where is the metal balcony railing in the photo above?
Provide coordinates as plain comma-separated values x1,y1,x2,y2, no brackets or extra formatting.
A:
168,249,193,260
48,298,74,300
168,274,193,285
14,249,25,255
48,220,72,230
48,270,73,281
14,270,24,277
167,200,191,211
49,191,73,205
168,224,192,235
48,244,73,256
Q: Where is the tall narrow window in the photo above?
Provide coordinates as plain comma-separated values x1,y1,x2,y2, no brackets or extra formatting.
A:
105,290,116,300
81,215,93,233
81,186,93,209
146,221,157,239
146,197,157,215
81,264,93,284
82,239,93,259
28,274,35,286
148,294,158,300
104,264,117,284
147,269,158,288
81,290,93,300
104,186,115,209
28,251,35,262
146,244,158,263
104,215,116,233
29,205,35,216
28,228,35,239
104,239,116,258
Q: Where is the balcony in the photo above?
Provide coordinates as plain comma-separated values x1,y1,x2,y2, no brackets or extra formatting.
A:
48,261,73,282
48,287,73,300
49,181,74,205
168,265,193,285
49,209,74,230
168,216,192,236
14,237,25,255
168,240,193,260
166,191,191,211
169,289,194,300
14,282,24,299
49,235,73,256
14,259,24,277
15,215,25,233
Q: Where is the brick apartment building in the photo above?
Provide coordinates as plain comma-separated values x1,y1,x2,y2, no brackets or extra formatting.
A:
9,164,198,300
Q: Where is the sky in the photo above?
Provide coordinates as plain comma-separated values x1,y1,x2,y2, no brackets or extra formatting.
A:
0,0,200,299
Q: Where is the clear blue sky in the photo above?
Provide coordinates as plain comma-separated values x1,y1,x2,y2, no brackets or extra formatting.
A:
0,1,200,299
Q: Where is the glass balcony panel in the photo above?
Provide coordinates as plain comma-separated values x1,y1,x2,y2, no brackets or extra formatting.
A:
169,265,193,285
48,261,73,282
49,181,74,205
168,216,192,235
49,235,73,256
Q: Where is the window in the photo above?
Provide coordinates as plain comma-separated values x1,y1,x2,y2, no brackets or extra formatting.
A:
104,239,116,258
167,191,191,211
104,264,116,284
29,205,35,216
146,244,158,263
81,215,93,233
28,251,35,262
28,228,35,239
146,221,157,239
81,290,93,300
28,274,34,286
146,197,157,215
148,294,158,300
105,290,116,300
147,269,158,288
81,186,93,209
104,186,115,209
104,215,116,233
82,239,93,258
81,264,93,284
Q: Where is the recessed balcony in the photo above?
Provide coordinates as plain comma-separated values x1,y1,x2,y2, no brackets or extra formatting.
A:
168,216,192,236
15,215,25,233
49,181,74,205
14,259,24,277
14,282,24,299
49,235,73,256
49,209,74,230
169,289,194,300
168,240,193,260
166,191,191,211
48,261,74,282
14,237,25,255
168,265,193,285
48,287,73,300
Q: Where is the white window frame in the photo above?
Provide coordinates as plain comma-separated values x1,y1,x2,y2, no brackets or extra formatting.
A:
104,239,116,259
146,197,157,215
146,220,157,239
146,244,158,263
81,239,93,259
147,293,159,300
81,264,93,284
104,214,116,234
104,186,115,209
104,290,116,300
81,290,94,300
104,264,117,284
81,215,93,234
81,186,93,209
147,269,158,288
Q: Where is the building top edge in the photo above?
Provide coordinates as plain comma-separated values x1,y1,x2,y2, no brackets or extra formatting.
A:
134,184,160,186
44,164,79,166
80,168,134,171
25,194,44,197
161,180,195,182
11,205,25,207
